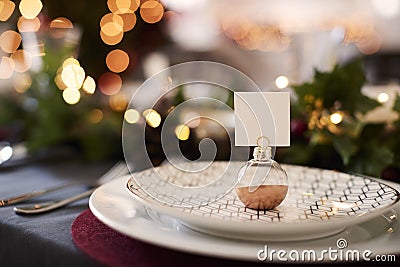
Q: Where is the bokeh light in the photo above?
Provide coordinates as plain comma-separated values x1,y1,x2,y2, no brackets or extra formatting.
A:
120,13,137,32
82,76,96,94
101,0,164,46
61,64,85,89
62,87,81,105
100,13,123,28
50,17,73,28
98,72,122,95
116,0,136,13
184,112,201,128
124,108,140,124
0,30,22,53
344,22,374,44
54,74,67,90
108,0,140,14
0,144,13,163
143,52,169,78
330,112,343,124
11,50,32,72
101,22,123,37
100,13,124,36
356,31,382,55
275,75,289,89
13,73,32,93
109,92,128,111
175,124,190,141
19,0,43,20
100,29,124,45
377,92,390,103
222,16,291,52
106,49,130,73
101,0,142,46
0,0,15,22
17,16,41,32
0,56,15,79
143,109,161,128
62,57,80,68
140,0,164,24
88,109,104,124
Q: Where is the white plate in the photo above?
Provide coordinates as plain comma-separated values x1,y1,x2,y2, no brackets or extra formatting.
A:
126,163,400,241
89,175,400,262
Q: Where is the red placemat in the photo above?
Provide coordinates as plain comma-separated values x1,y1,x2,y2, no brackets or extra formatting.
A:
72,209,398,267
71,209,262,267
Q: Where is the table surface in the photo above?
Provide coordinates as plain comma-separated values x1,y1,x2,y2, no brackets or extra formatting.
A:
0,159,112,267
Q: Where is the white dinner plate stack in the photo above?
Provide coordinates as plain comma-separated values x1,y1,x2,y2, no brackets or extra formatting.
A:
90,162,400,262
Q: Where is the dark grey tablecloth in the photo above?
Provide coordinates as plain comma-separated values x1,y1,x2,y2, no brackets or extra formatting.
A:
0,159,115,267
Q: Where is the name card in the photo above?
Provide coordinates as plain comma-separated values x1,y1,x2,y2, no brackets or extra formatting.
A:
234,92,290,146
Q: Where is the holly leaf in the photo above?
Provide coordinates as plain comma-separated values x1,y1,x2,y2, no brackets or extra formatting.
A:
293,59,380,115
349,143,393,177
332,136,358,165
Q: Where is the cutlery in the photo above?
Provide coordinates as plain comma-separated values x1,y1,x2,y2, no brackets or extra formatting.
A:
12,161,128,214
1,181,79,207
1,161,126,207
14,189,97,214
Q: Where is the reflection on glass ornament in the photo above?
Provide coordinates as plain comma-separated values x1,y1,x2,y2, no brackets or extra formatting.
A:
236,136,288,210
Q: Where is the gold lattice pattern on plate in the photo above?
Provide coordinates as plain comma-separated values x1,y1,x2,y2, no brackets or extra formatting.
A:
128,162,400,223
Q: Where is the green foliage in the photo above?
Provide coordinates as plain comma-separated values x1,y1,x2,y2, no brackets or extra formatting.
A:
77,113,123,161
348,141,393,176
0,96,24,125
0,49,122,161
332,135,358,165
294,59,380,115
277,59,400,177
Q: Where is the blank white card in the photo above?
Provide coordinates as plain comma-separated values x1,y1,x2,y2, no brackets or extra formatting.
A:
234,92,290,147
